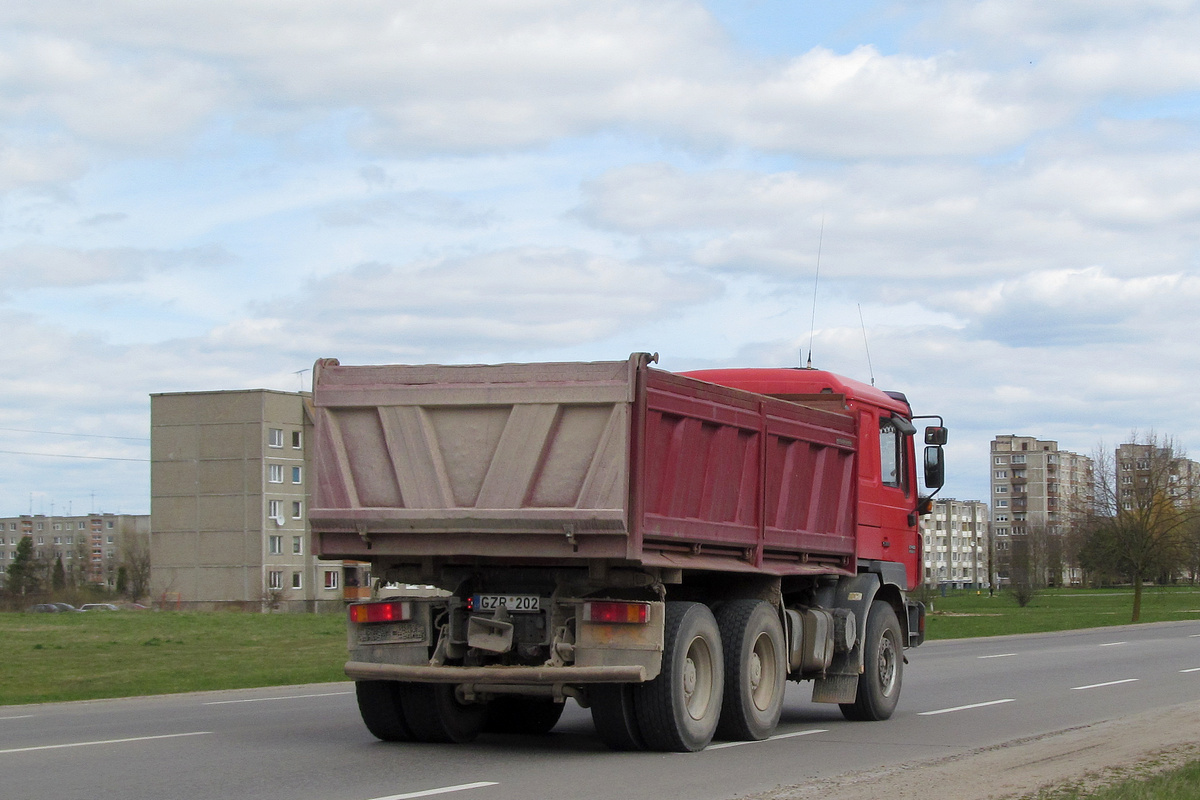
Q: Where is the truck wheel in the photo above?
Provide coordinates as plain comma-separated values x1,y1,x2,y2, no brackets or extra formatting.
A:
399,684,486,743
483,696,565,735
589,684,646,751
840,600,902,722
636,601,724,752
355,680,414,741
715,600,786,740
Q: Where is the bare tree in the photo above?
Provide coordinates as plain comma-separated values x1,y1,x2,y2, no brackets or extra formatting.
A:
1008,520,1054,607
120,536,152,601
1079,434,1198,622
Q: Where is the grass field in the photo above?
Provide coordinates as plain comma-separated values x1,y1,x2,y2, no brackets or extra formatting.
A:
3,587,1200,706
924,585,1200,640
0,609,347,705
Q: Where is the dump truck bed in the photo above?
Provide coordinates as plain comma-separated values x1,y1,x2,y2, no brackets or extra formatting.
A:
310,354,859,576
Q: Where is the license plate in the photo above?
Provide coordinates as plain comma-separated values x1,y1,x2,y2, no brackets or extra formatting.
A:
356,621,426,645
473,594,541,612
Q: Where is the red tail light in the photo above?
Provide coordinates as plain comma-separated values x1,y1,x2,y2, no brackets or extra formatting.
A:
582,601,650,624
349,601,412,624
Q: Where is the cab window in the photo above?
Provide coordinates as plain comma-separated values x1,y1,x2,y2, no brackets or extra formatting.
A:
879,420,907,491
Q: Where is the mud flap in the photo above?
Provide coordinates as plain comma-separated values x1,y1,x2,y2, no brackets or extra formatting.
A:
811,673,859,704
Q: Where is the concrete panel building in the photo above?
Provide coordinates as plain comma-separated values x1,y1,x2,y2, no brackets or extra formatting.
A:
151,389,357,610
920,498,989,589
990,435,1093,586
0,512,148,592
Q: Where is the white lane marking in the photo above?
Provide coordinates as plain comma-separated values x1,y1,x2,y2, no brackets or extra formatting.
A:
1180,667,1200,673
978,653,1017,659
0,731,211,755
703,728,828,750
0,715,36,721
204,691,353,705
1070,679,1139,691
1098,642,1127,647
368,783,498,800
919,699,1015,716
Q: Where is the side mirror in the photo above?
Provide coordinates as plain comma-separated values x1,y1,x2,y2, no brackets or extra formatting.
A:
924,426,948,446
924,445,945,489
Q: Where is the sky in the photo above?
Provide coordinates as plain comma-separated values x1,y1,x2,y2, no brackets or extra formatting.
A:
2,0,1200,516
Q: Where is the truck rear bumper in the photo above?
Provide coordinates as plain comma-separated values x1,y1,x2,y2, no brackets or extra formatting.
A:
345,661,648,684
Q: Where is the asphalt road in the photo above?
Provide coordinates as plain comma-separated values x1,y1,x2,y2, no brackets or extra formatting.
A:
3,619,1199,800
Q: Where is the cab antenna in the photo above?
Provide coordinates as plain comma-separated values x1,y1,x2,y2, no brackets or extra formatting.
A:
806,214,825,370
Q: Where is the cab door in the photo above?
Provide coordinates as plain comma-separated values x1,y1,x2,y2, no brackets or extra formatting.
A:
857,408,920,587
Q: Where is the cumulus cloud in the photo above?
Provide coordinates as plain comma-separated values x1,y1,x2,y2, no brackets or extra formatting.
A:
231,247,722,361
0,0,1059,175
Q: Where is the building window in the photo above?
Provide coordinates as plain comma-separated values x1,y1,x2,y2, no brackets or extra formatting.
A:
77,522,85,530
291,501,303,519
268,570,283,590
1012,455,1026,464
994,470,1008,479
292,466,302,484
268,428,284,448
292,430,302,449
995,486,1008,494
996,500,1008,508
268,499,282,520
292,536,303,555
268,535,283,555
268,464,284,483
324,570,339,590
292,572,302,590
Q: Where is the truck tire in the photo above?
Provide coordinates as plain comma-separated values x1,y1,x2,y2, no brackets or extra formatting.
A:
589,684,646,751
399,684,486,743
355,680,414,742
635,601,724,752
715,600,786,740
839,600,902,721
483,696,565,735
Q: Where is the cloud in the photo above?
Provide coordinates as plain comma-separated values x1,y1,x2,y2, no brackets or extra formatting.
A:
0,245,235,295
0,0,1056,172
317,191,494,229
236,247,723,361
929,268,1200,347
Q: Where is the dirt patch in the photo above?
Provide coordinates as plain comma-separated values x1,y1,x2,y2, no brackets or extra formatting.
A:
740,699,1200,800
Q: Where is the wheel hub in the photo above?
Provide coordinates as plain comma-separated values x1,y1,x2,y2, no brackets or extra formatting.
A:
683,657,698,696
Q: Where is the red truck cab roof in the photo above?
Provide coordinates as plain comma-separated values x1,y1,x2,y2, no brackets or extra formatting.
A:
680,367,912,417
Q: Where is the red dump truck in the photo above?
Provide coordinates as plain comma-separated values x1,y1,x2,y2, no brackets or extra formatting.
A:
309,353,946,752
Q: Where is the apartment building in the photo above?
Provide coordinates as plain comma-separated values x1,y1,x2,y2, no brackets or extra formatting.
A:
0,513,148,591
990,435,1093,586
150,389,359,611
920,498,989,589
1115,442,1200,510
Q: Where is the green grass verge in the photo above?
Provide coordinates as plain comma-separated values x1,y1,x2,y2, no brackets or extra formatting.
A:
1032,757,1200,800
924,586,1200,640
0,610,347,705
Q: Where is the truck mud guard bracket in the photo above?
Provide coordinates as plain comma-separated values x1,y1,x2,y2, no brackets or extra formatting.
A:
811,572,881,704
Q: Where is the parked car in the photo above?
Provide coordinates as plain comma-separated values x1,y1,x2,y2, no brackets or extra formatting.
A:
51,602,83,612
81,603,120,612
26,603,61,613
